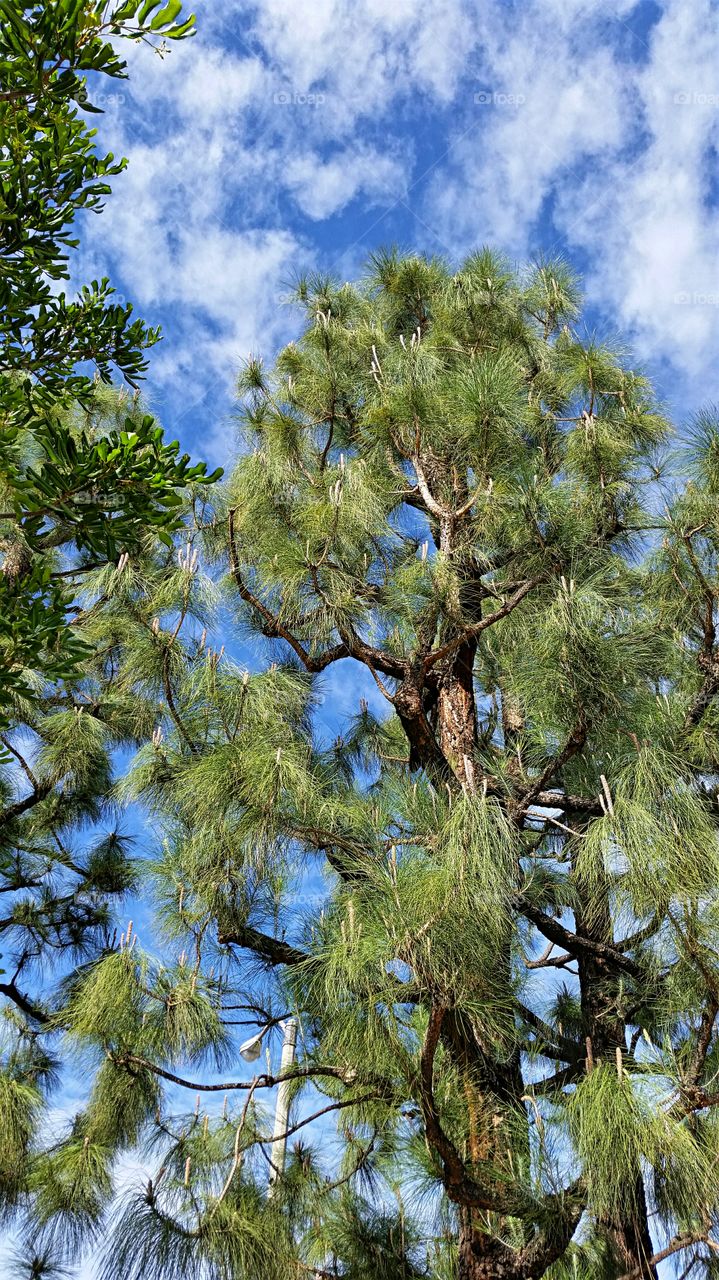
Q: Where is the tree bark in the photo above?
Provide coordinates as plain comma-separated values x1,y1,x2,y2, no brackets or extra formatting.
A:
576,890,657,1279
437,637,478,790
436,647,533,1279
458,1213,507,1280
457,1212,531,1280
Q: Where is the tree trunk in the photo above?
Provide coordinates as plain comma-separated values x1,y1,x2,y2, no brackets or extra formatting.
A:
576,890,657,1279
437,650,533,1278
457,1211,524,1280
437,637,478,790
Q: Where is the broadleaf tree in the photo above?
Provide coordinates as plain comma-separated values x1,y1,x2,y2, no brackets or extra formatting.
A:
4,251,719,1280
0,0,220,728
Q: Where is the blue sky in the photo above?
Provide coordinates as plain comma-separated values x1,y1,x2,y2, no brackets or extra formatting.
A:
4,2,719,1275
80,0,718,473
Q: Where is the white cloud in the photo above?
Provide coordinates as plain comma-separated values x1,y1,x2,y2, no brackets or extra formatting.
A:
421,0,719,383
553,0,719,377
134,225,303,462
285,145,408,220
423,3,636,255
78,0,719,469
242,0,475,123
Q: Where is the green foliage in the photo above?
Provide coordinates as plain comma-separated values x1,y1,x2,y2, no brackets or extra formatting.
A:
84,1058,160,1148
30,1134,113,1248
0,1,220,725
4,249,719,1278
0,1071,41,1206
6,1244,72,1280
567,1062,719,1239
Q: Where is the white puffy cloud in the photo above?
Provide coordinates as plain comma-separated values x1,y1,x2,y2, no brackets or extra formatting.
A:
285,145,409,220
420,0,719,385
553,0,719,378
80,0,719,467
240,0,475,125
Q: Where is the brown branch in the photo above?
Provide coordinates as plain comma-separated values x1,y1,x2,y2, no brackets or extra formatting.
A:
515,716,589,817
0,781,53,826
412,458,448,519
217,923,307,967
417,1004,496,1210
614,916,662,952
530,1062,586,1093
228,509,347,672
688,999,719,1086
424,578,542,673
162,648,198,755
681,531,719,730
337,622,407,683
515,1002,585,1064
683,658,719,732
455,479,490,519
209,1077,261,1216
515,1185,586,1278
618,1233,718,1280
0,980,50,1024
261,1092,382,1148
114,1053,377,1094
531,789,604,816
0,736,38,789
517,901,642,978
675,1087,719,1115
394,675,455,783
228,509,405,680
525,950,574,970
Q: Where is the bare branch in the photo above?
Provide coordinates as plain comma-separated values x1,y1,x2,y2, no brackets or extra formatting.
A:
217,923,307,967
517,900,643,978
0,980,50,1024
618,1233,718,1280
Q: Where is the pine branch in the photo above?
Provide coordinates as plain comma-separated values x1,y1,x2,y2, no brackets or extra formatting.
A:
515,1002,585,1064
687,998,719,1086
228,509,346,671
1,781,53,825
336,621,408,682
423,577,543,672
683,655,719,732
216,923,307,966
417,1004,496,1211
514,1184,586,1279
614,916,662,952
161,647,199,755
516,901,643,978
114,1053,390,1096
514,715,589,817
681,530,719,730
0,979,50,1024
485,778,604,817
531,789,604,815
412,457,448,521
524,949,574,970
617,1233,719,1280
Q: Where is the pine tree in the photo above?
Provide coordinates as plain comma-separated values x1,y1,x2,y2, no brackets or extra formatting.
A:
5,250,719,1279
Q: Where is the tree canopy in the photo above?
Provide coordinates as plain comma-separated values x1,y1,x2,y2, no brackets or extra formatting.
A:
0,0,220,728
3,250,719,1280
